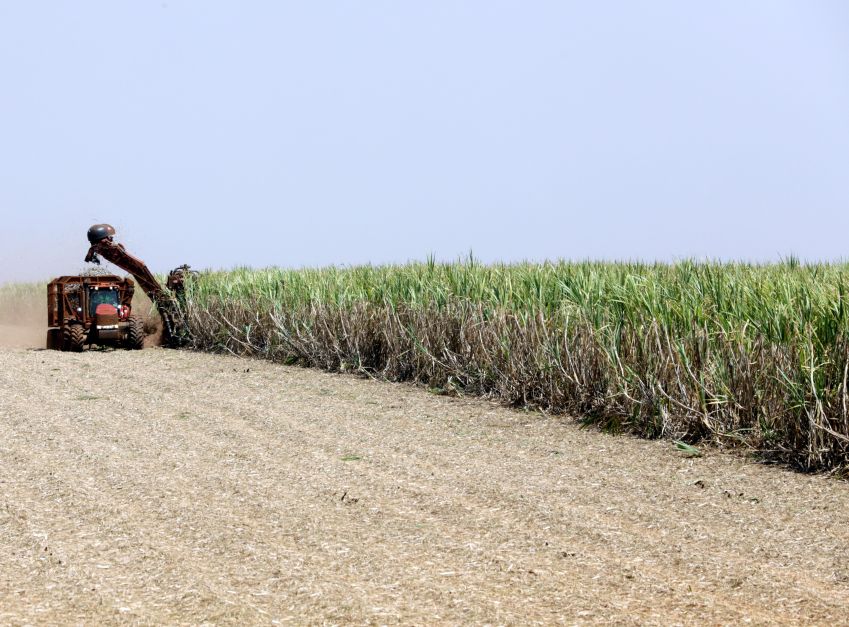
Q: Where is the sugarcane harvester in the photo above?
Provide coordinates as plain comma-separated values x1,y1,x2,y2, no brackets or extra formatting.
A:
81,223,192,348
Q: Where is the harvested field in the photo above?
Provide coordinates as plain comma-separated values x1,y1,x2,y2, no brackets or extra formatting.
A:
2,346,849,624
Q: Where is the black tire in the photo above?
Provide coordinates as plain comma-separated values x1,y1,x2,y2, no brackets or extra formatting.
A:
127,315,145,350
62,323,86,352
46,329,61,350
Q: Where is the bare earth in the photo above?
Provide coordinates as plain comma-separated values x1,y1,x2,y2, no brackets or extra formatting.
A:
2,347,849,625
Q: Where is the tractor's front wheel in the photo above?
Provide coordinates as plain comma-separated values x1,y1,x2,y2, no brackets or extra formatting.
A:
126,315,145,350
62,323,86,352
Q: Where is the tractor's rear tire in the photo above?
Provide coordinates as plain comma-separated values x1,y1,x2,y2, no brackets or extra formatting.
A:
127,315,145,350
62,324,86,352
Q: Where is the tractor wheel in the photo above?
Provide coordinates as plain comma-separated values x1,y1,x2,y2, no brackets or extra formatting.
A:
63,323,86,352
127,315,145,350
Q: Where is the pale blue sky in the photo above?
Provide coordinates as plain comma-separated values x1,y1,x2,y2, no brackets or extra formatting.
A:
1,1,848,283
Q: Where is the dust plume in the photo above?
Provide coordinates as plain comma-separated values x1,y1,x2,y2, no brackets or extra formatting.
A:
0,324,45,349
0,283,46,349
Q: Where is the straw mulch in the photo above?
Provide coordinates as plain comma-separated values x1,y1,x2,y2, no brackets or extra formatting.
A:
1,347,849,625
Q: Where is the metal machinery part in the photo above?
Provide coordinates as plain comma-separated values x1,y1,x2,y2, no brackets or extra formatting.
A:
83,224,193,346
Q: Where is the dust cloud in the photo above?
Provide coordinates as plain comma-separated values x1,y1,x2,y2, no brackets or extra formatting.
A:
0,324,46,349
0,296,45,349
0,283,47,348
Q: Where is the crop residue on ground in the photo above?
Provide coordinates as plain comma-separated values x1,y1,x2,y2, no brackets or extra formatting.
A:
1,347,849,623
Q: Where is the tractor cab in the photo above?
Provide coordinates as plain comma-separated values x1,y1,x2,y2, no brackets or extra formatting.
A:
88,285,121,317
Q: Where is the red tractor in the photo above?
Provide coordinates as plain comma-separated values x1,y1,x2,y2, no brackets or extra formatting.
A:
47,275,145,351
47,223,193,351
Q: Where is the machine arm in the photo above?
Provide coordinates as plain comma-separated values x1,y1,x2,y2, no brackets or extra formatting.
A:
85,240,170,306
84,224,190,345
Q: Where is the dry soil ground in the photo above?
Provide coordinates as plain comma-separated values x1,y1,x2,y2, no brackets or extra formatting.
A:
2,340,849,625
